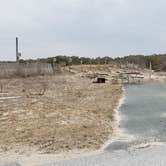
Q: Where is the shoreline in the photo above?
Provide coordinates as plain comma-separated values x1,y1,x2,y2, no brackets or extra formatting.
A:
2,82,166,166
0,77,124,166
2,80,166,166
101,86,126,150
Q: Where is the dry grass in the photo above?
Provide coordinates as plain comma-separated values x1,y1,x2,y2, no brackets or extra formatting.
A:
0,74,122,154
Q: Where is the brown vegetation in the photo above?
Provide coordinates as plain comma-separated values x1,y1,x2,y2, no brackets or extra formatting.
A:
0,72,122,154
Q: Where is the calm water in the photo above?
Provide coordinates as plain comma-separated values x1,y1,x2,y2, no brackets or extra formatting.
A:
106,83,166,151
121,83,166,143
124,83,166,142
2,83,166,166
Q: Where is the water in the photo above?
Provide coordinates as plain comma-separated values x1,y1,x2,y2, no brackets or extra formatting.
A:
106,83,166,151
39,83,166,166
2,83,166,166
121,83,166,143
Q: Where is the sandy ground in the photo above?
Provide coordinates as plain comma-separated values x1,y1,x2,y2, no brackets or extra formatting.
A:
0,73,122,158
1,65,162,166
40,144,166,166
44,82,166,166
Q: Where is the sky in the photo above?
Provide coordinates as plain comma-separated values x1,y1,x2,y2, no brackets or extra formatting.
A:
0,0,166,61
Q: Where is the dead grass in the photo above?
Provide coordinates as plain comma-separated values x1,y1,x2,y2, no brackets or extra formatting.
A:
0,74,122,154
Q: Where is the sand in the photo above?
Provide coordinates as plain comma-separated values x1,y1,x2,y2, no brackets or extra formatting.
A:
0,73,122,165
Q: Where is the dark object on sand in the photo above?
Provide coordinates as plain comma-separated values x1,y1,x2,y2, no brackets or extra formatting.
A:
93,77,106,83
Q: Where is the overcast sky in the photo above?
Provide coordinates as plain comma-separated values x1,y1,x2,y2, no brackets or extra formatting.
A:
0,0,166,60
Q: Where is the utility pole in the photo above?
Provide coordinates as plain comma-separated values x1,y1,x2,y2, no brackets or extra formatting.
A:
16,37,21,62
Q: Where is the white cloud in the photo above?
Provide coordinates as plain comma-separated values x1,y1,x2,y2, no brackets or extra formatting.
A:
0,0,166,60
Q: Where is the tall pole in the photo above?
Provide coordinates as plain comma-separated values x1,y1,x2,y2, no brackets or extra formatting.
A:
16,37,19,62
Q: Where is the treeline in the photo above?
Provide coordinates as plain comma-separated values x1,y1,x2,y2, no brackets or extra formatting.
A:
20,54,166,71
115,54,166,71
21,56,113,65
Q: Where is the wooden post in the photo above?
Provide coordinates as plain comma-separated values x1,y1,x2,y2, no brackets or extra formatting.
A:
16,37,21,62
149,62,152,79
16,37,18,62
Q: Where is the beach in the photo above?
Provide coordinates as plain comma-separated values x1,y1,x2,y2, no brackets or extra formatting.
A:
0,73,123,165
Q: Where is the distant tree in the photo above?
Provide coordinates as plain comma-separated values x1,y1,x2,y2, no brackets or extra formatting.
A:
146,55,161,71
